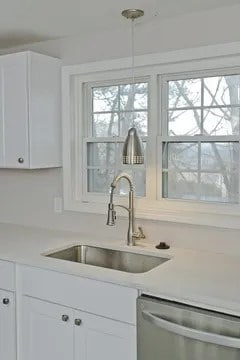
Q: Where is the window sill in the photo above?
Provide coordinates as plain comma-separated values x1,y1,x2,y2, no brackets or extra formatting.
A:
136,206,240,229
64,198,240,230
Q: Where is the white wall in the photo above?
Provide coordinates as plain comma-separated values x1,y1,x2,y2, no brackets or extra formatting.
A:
0,4,240,255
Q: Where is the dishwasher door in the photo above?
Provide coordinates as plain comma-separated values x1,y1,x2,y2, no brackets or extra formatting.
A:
138,296,240,360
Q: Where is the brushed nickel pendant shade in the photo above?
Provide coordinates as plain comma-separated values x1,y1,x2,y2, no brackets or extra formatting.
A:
122,9,144,165
123,127,144,164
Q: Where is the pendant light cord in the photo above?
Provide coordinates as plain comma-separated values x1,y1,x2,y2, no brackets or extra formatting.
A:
131,18,135,175
131,18,135,128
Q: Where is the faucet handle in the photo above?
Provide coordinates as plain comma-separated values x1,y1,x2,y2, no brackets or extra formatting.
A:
133,226,146,240
138,227,146,239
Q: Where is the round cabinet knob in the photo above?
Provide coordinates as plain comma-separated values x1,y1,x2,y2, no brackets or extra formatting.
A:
3,298,9,305
62,314,69,322
74,319,82,326
18,157,24,164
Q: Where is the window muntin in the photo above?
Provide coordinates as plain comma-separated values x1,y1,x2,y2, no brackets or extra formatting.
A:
85,81,148,197
162,141,239,203
163,74,240,204
168,75,240,136
92,82,148,137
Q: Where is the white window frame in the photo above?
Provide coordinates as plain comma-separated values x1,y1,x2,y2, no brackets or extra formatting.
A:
62,42,240,229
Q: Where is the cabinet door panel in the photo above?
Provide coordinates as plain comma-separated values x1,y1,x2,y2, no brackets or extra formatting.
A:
0,290,16,360
74,310,136,360
0,67,4,166
22,297,74,360
3,58,29,167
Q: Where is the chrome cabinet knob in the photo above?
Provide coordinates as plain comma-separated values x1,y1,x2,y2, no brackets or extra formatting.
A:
74,319,82,326
18,157,24,164
3,298,9,305
62,315,69,322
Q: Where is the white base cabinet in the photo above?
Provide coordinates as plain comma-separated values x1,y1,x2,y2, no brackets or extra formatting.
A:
22,296,136,360
0,289,16,360
22,297,73,360
75,309,136,360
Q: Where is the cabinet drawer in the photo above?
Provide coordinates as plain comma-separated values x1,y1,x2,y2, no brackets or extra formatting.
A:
0,260,15,291
20,266,138,324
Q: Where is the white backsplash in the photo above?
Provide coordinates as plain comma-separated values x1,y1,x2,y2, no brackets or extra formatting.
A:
0,168,239,256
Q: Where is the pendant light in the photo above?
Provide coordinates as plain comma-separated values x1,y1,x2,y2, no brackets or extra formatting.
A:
122,9,144,165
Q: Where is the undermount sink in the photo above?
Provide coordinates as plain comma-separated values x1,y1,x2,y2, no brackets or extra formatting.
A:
46,245,169,274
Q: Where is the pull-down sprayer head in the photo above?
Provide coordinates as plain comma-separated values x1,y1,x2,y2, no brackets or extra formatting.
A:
106,203,116,226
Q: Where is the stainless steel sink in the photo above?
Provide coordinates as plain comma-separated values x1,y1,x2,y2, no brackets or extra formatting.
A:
46,245,169,274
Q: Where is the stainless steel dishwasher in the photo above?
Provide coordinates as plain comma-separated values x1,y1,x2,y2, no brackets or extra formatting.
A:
138,295,240,360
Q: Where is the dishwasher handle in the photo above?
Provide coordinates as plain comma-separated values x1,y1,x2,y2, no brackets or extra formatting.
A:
142,310,240,349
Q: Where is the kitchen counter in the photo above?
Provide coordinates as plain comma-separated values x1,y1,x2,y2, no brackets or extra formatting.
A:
0,223,239,317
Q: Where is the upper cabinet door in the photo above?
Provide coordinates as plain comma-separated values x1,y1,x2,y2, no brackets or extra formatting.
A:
28,52,61,168
0,289,16,360
22,296,74,360
3,53,29,168
0,51,61,169
74,310,137,360
0,67,5,167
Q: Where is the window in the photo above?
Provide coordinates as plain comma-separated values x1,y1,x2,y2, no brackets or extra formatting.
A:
62,49,240,228
84,80,148,197
162,75,240,203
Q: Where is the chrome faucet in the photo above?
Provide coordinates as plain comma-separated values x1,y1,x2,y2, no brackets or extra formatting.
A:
106,172,145,246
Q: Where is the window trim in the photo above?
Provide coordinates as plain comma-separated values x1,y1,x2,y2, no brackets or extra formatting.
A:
62,42,240,229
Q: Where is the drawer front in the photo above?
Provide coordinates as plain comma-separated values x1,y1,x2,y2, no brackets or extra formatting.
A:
0,260,15,291
20,265,138,324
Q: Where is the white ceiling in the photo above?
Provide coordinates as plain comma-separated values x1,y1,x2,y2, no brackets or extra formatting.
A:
0,0,239,48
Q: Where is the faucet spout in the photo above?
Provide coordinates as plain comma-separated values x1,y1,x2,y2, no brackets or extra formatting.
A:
106,172,145,246
111,173,134,191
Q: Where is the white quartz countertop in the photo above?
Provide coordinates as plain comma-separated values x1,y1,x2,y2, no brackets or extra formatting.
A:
0,223,239,316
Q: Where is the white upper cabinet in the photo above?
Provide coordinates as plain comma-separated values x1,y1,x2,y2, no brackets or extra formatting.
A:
0,51,61,169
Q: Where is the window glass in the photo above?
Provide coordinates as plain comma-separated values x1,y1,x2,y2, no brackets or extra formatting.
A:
164,74,240,203
163,140,239,203
87,81,148,196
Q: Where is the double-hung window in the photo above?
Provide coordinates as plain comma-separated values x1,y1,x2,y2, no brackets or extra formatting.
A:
63,52,240,228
